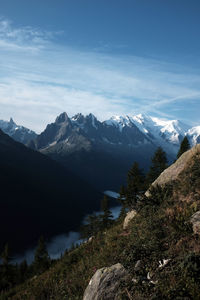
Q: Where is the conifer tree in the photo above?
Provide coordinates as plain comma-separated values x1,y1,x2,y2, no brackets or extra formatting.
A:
0,244,14,290
177,136,190,159
125,162,145,209
18,260,28,283
33,236,50,274
80,214,101,238
1,243,10,266
118,206,127,222
146,147,168,186
100,195,113,229
118,185,126,205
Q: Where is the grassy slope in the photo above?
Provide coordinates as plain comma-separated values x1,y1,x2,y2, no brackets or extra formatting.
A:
2,153,200,300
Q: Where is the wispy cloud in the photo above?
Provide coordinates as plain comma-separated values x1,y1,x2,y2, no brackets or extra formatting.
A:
0,17,200,132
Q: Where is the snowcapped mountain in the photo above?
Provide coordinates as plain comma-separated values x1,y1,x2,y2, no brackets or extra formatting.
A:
106,113,200,151
132,114,189,144
26,111,200,191
0,118,37,144
187,126,200,145
105,113,192,155
29,112,151,153
28,111,200,164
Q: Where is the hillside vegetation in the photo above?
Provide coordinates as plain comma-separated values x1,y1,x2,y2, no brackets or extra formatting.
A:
2,144,200,299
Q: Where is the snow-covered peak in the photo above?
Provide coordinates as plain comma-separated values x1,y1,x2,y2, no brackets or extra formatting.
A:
104,115,132,132
132,113,152,124
72,113,98,129
187,126,200,146
188,126,200,135
130,114,190,145
151,118,189,134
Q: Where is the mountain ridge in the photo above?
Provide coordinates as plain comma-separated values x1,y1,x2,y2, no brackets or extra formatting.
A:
0,118,37,144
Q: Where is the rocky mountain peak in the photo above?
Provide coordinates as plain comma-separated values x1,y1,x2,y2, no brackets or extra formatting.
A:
55,112,70,124
0,118,37,144
72,113,84,123
9,117,15,125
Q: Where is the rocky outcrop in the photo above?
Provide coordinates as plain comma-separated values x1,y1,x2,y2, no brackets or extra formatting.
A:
83,263,130,300
146,144,200,196
190,211,200,234
123,210,137,230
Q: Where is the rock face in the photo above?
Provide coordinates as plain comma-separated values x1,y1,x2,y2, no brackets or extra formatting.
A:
123,210,137,230
83,263,129,300
146,144,200,196
190,211,200,234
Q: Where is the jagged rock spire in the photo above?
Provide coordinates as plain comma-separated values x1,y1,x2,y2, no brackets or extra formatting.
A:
9,118,15,125
55,112,70,124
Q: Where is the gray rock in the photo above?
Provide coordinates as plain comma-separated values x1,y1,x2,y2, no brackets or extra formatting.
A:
123,210,137,230
83,263,130,300
134,260,141,271
190,211,200,234
145,144,200,197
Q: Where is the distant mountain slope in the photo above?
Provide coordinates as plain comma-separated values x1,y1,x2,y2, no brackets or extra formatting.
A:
0,130,101,254
0,118,37,144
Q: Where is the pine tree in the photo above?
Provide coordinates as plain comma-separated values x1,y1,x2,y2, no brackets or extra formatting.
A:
18,260,28,283
33,236,50,275
0,244,15,290
117,206,127,222
146,147,168,186
80,214,101,238
177,136,190,159
100,195,113,229
1,243,9,266
125,162,145,209
118,185,126,205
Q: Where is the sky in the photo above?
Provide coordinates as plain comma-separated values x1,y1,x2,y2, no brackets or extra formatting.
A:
0,0,200,132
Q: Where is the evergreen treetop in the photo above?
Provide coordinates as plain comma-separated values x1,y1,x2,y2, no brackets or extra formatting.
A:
1,244,10,266
177,136,190,159
125,162,145,209
33,236,50,274
146,147,168,186
100,195,113,228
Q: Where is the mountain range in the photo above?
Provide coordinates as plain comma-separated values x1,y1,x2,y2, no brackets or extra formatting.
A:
1,113,200,191
29,112,200,190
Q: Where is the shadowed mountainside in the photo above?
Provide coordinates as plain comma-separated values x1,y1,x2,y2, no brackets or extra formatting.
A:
0,129,101,254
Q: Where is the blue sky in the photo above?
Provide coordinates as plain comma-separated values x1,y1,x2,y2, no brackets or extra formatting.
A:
0,0,200,132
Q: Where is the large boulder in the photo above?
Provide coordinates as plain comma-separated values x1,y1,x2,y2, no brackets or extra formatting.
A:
83,263,130,300
146,144,200,196
190,211,200,234
123,210,137,230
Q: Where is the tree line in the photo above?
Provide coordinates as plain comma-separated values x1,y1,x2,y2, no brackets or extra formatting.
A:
118,136,190,212
0,236,51,292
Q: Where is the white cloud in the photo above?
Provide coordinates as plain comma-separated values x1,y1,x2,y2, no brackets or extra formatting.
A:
0,17,200,132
